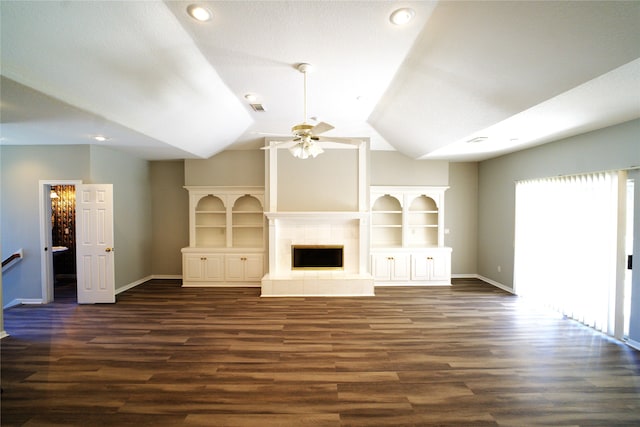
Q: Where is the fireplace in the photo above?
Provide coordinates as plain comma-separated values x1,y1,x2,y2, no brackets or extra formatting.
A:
260,140,374,296
292,245,343,270
261,212,374,297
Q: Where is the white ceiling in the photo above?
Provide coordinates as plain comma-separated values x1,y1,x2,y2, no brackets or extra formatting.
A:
1,1,639,161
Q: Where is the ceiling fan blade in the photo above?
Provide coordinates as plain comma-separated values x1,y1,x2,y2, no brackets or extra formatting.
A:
311,121,334,135
315,136,362,145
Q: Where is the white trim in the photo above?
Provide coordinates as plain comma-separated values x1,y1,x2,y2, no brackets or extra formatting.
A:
449,272,516,294
115,275,183,295
115,275,153,295
3,298,44,309
358,140,368,212
476,275,516,294
625,338,640,351
151,274,182,280
451,273,479,279
183,282,261,288
375,282,450,287
3,299,22,309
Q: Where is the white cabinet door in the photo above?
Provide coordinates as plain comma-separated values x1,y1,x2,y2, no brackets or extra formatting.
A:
372,253,410,281
429,252,451,282
244,254,264,281
184,253,224,282
391,254,411,281
371,254,392,281
225,255,245,281
203,255,225,281
184,254,205,281
225,254,264,282
411,254,431,281
411,250,451,283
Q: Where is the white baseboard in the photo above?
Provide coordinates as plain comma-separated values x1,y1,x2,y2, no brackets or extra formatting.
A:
3,299,22,309
3,298,44,309
465,274,516,294
116,275,153,295
115,275,182,295
625,338,640,351
451,273,479,279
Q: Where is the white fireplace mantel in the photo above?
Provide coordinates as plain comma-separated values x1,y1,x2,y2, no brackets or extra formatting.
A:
261,139,374,297
264,211,369,221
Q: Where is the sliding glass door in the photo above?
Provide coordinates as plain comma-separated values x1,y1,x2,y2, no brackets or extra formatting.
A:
514,171,627,337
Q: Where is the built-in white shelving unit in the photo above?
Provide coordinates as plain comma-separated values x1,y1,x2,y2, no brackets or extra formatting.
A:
182,186,265,287
370,186,452,286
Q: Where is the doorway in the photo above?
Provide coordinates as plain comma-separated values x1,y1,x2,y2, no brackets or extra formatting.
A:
50,184,77,303
39,180,82,303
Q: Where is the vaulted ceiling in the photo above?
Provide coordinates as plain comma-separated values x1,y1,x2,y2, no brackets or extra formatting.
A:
1,1,639,161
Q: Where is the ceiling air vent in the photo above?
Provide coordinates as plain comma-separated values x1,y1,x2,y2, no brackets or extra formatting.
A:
466,136,488,144
250,103,266,112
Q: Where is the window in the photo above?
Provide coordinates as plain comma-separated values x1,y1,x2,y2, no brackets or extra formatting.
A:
514,171,624,336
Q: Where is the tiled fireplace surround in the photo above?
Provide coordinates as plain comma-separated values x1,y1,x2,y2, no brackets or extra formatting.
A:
260,141,375,297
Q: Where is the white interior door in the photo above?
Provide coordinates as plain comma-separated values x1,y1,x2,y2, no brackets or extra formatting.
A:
75,184,115,304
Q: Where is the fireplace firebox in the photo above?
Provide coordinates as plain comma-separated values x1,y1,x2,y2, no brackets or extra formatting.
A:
291,245,344,270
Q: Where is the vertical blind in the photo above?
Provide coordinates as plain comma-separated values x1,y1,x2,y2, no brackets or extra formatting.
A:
514,172,620,335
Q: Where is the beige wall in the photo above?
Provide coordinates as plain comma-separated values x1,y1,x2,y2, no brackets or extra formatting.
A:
277,149,359,211
150,161,188,275
1,145,153,306
1,145,91,305
370,151,449,186
185,150,264,186
178,148,474,276
478,118,640,290
89,146,153,289
446,162,478,275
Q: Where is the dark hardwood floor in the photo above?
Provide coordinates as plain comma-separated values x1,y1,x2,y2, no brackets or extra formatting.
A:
2,279,639,426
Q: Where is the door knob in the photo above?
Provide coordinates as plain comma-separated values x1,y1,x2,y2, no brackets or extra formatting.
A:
105,247,113,252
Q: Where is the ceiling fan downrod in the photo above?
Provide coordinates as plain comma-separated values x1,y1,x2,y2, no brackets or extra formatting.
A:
297,63,313,124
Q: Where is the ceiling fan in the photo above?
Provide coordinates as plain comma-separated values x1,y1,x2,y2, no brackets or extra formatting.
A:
260,63,361,159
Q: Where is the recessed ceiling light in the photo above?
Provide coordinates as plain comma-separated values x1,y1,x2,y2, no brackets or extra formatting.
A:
244,93,257,103
187,4,212,22
390,8,415,25
93,135,108,142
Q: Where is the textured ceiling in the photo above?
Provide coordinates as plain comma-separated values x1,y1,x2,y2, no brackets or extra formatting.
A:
1,1,639,161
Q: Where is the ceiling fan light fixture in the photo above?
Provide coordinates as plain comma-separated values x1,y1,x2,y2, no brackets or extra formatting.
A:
289,139,324,159
289,143,307,159
307,142,324,158
187,4,212,22
390,8,415,25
